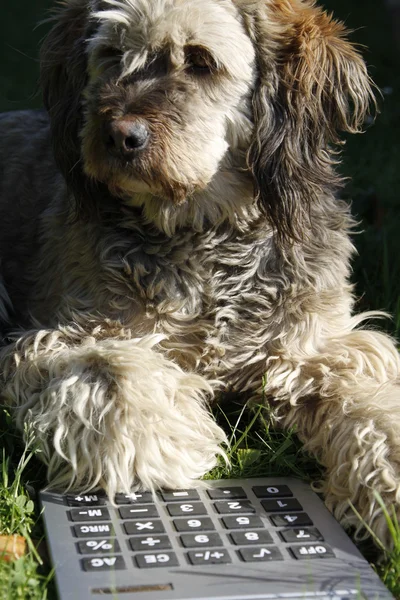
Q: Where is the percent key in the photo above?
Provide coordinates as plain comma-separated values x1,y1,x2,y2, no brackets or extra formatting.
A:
77,539,121,554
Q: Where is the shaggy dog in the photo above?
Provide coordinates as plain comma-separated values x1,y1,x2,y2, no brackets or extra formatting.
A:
0,0,399,546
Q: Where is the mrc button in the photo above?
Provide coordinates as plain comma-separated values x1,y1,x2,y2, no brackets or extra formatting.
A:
73,523,115,537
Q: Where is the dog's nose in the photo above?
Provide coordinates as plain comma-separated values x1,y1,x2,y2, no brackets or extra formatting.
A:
105,119,150,156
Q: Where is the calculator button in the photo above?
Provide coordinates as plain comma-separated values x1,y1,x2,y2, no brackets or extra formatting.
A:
270,513,313,527
67,493,106,506
73,523,115,537
207,487,247,500
238,547,283,562
119,505,159,519
135,552,179,568
229,530,273,545
166,502,207,517
221,515,264,529
214,501,255,514
77,539,120,554
280,528,323,543
187,549,231,565
115,492,154,504
173,517,215,532
124,520,165,535
129,535,171,551
160,490,200,502
82,556,126,571
69,508,110,522
261,499,302,512
180,533,223,548
290,544,335,559
252,485,293,498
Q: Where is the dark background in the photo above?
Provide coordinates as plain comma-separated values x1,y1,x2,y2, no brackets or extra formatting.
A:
0,0,399,331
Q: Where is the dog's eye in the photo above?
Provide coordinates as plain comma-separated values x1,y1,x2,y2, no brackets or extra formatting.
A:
185,46,217,75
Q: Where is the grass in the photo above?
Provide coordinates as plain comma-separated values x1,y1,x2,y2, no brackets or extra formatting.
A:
0,420,53,599
0,0,400,598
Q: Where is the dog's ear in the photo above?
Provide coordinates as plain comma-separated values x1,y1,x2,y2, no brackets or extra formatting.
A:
243,0,376,243
40,0,99,216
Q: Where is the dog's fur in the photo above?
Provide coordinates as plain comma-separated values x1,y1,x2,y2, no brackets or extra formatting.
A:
0,0,399,545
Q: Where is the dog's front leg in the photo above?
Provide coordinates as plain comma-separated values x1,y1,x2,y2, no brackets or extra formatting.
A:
262,327,400,546
0,324,226,497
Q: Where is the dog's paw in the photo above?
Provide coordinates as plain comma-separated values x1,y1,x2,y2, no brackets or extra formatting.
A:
17,335,227,497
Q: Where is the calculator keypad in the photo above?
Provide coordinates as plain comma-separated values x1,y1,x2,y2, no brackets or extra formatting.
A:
63,482,335,573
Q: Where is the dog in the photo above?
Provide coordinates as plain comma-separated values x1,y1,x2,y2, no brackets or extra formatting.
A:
0,0,399,547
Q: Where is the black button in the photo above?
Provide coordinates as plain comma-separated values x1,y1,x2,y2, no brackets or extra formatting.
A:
69,508,110,522
238,546,283,562
82,556,125,571
252,485,293,498
167,502,207,517
135,552,179,568
261,499,302,513
221,515,264,529
270,513,313,527
280,528,323,543
186,549,231,565
119,505,159,519
124,520,165,535
290,544,335,559
129,535,171,551
67,493,106,506
73,523,114,538
77,539,120,554
173,517,215,532
115,492,154,504
160,490,200,502
229,530,273,545
180,533,223,548
207,487,247,500
214,501,255,515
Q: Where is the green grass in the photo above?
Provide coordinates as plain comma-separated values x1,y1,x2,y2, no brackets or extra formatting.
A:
1,0,400,598
0,420,53,600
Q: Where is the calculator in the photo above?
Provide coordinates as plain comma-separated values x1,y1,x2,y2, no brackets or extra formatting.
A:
39,477,393,600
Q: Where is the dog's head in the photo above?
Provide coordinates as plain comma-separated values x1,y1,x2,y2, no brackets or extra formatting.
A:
41,0,375,240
